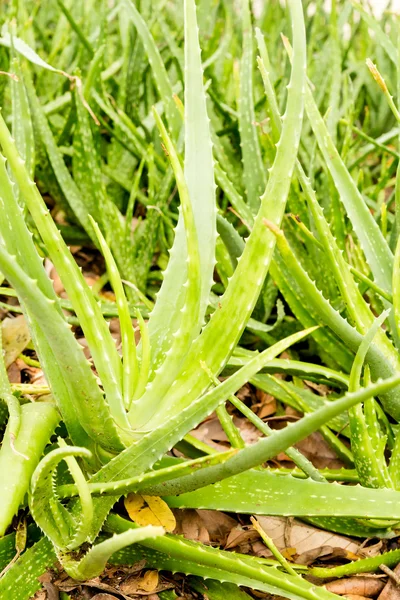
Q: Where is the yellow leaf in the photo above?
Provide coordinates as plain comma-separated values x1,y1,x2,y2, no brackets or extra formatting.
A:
125,494,176,532
139,570,159,592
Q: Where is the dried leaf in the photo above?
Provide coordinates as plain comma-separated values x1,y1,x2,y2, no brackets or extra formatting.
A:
120,572,173,595
194,510,237,543
2,315,31,366
325,577,385,597
296,546,336,565
254,388,276,419
125,493,176,532
378,564,400,600
255,517,359,557
139,570,159,592
295,431,345,469
225,527,259,550
174,509,210,543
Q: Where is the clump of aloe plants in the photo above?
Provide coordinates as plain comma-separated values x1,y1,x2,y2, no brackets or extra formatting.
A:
2,0,400,599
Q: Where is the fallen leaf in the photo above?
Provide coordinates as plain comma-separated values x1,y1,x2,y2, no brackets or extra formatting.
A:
378,563,400,600
125,494,176,532
194,510,237,543
304,380,330,395
325,577,385,597
120,572,173,595
233,417,262,445
255,517,359,557
139,570,159,592
294,430,346,469
191,416,229,451
225,527,259,550
2,316,31,367
7,360,22,383
174,509,210,543
295,545,334,565
254,388,276,419
90,595,118,600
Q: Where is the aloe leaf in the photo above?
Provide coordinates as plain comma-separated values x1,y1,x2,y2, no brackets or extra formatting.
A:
73,88,138,288
229,356,349,388
122,0,180,138
29,444,93,551
270,258,354,371
190,579,253,600
90,217,138,409
0,245,125,453
0,154,58,303
0,112,131,438
268,224,400,420
0,153,100,453
164,466,400,523
0,537,56,600
0,32,70,76
144,0,307,428
84,328,317,541
0,403,59,536
216,212,353,371
107,514,343,600
145,0,217,374
60,525,165,581
351,1,397,65
258,39,396,364
310,548,400,578
58,451,236,499
10,57,34,189
239,0,265,211
347,311,393,488
137,375,400,498
131,108,202,425
303,61,394,296
22,70,98,243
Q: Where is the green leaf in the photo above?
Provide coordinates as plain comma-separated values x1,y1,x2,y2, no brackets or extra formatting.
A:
239,0,266,211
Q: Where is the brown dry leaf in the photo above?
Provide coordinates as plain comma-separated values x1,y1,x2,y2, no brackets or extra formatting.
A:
191,416,228,451
174,509,210,543
256,517,359,557
254,388,276,419
233,417,262,445
174,509,237,546
325,577,385,597
2,315,31,367
295,545,335,565
7,359,22,383
304,380,330,395
236,384,252,402
378,564,400,600
91,595,119,600
194,510,237,544
125,494,176,532
359,541,384,558
225,526,259,550
345,596,371,600
294,430,346,470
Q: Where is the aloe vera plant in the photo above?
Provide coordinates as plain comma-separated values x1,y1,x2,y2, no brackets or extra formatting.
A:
2,0,400,598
